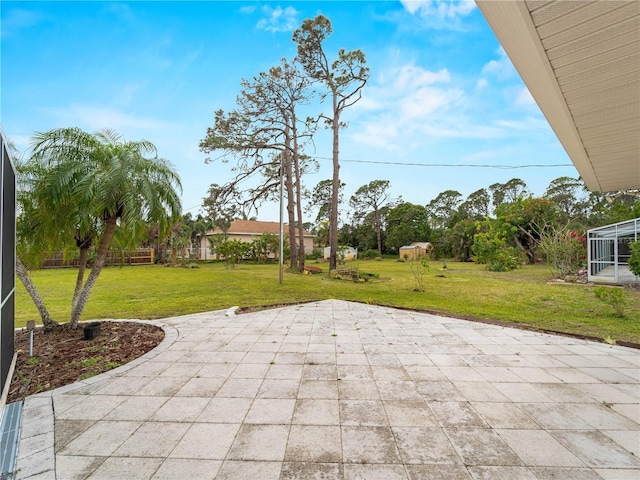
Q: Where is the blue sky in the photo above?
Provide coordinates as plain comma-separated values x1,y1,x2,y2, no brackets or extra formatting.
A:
1,0,579,222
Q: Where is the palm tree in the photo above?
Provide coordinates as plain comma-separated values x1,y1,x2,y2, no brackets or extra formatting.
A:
15,155,59,330
27,127,182,328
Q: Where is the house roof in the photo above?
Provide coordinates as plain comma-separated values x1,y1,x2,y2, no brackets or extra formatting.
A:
209,219,314,237
476,0,640,193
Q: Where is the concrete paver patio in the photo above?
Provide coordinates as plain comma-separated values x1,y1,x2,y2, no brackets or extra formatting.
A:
15,300,640,479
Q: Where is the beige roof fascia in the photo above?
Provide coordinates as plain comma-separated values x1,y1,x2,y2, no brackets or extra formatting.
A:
476,0,605,192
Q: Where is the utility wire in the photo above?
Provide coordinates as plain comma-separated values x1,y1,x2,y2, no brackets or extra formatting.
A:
313,156,573,169
186,155,573,213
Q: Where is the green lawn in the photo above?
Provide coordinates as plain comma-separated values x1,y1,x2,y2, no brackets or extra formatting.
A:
15,259,640,344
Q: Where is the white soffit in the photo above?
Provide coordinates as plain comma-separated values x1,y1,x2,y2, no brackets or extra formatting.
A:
476,0,640,193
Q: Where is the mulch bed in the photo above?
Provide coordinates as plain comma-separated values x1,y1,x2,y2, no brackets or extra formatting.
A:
8,322,164,403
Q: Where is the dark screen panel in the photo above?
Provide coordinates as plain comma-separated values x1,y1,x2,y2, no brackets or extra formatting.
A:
0,132,16,392
2,152,15,300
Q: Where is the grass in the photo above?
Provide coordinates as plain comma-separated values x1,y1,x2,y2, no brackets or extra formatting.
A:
15,259,640,344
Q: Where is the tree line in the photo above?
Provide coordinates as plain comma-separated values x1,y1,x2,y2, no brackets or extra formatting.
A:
332,176,639,272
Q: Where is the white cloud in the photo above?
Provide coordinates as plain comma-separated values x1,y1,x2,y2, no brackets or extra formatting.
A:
351,119,400,149
514,86,537,110
495,117,548,131
240,5,256,14
349,57,550,153
394,64,450,90
422,123,504,139
400,0,476,20
351,62,466,149
399,85,461,121
480,47,516,80
256,6,299,33
475,78,488,91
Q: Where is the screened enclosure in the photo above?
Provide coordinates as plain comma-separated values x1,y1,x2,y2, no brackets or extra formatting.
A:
0,128,16,397
588,218,639,284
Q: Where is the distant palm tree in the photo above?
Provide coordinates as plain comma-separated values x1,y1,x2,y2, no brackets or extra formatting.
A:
24,127,182,329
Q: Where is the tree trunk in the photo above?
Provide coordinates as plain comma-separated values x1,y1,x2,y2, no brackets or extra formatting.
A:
292,126,305,273
70,216,118,328
329,94,340,272
284,146,297,271
375,210,382,256
72,246,89,313
16,256,58,331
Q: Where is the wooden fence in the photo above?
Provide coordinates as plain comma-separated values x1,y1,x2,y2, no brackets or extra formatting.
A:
42,249,155,268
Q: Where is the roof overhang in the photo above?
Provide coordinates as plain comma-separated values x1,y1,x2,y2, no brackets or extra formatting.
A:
476,0,640,193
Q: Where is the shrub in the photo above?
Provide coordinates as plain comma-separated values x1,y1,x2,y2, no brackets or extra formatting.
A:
487,248,522,272
629,241,640,278
306,249,323,261
217,240,250,269
472,230,523,272
537,226,586,278
361,249,379,260
594,286,628,318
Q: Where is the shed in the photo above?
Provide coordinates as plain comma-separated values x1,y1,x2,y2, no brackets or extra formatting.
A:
324,246,357,261
399,242,432,260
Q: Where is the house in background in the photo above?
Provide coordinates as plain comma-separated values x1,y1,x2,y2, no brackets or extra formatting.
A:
196,219,315,260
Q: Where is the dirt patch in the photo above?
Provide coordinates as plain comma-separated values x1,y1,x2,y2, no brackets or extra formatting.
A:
8,322,164,403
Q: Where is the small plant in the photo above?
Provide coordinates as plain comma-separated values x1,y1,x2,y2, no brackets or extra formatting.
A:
603,335,616,345
594,286,628,318
79,356,102,368
26,356,40,366
409,255,429,292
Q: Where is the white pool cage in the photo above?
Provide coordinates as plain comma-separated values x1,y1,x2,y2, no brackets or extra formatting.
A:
588,218,639,284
